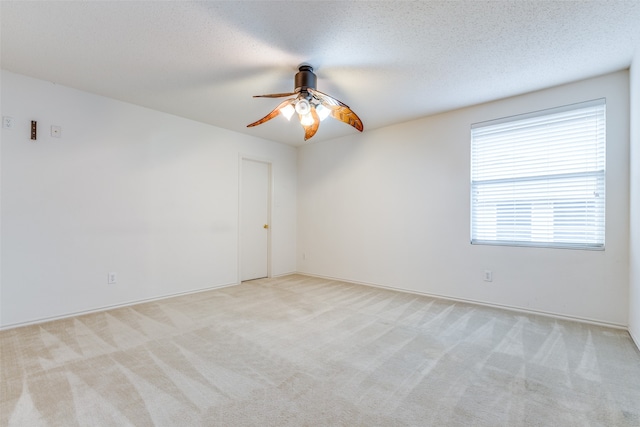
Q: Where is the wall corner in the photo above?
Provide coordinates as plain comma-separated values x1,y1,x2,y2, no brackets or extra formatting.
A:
629,53,640,351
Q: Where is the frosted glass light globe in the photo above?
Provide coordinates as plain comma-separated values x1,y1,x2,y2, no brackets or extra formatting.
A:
295,98,311,115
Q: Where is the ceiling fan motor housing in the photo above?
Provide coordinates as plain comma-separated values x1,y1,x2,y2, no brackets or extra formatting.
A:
295,65,317,93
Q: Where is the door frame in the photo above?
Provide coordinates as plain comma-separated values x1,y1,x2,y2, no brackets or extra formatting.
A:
238,155,273,283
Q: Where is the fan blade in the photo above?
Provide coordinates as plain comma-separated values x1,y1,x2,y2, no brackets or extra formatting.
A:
329,106,364,132
308,88,364,132
302,107,320,141
253,92,297,98
247,99,294,128
308,88,345,107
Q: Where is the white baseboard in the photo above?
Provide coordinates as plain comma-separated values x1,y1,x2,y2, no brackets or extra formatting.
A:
5,273,631,336
271,271,298,278
0,281,239,331
297,272,628,330
630,327,640,352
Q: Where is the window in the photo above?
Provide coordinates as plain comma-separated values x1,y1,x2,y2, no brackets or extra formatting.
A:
471,99,606,249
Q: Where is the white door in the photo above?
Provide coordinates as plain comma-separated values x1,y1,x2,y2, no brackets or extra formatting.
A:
241,159,270,281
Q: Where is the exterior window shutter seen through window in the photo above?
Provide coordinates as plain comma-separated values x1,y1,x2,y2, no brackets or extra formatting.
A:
470,99,606,249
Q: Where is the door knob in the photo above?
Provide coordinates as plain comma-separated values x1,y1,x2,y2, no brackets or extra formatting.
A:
263,224,269,229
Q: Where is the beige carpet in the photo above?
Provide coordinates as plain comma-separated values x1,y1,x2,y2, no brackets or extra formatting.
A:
1,274,639,426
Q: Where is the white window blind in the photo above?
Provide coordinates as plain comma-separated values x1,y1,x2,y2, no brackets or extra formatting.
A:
471,99,606,249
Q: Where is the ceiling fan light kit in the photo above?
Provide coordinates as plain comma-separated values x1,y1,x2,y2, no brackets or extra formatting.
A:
247,65,363,141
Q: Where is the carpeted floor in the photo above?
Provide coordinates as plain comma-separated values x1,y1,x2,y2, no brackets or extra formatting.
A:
1,274,639,426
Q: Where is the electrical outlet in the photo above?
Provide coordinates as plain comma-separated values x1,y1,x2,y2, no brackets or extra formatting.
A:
483,270,493,282
2,116,14,129
108,272,117,284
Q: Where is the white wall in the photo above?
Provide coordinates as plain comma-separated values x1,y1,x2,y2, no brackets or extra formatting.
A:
2,68,633,331
0,70,297,328
630,58,640,347
298,71,630,326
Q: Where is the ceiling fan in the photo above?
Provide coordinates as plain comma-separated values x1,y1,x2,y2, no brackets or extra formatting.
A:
247,65,363,141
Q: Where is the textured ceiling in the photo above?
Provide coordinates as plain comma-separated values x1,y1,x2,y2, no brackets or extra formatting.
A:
2,1,640,146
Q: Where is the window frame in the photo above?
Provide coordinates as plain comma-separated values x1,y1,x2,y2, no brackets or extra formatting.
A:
470,99,606,250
